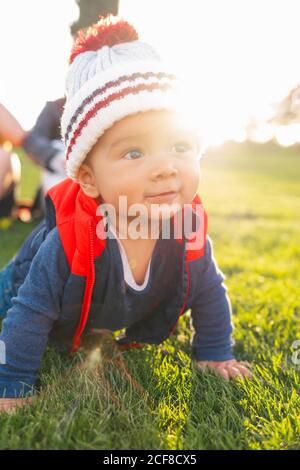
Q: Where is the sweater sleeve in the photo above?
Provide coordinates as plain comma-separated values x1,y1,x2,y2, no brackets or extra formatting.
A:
23,100,63,172
0,228,69,398
189,234,235,362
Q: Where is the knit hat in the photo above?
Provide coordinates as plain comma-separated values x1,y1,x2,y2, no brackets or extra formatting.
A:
61,15,190,181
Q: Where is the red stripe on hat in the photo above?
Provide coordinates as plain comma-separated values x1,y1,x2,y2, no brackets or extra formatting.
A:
65,72,176,142
66,81,173,161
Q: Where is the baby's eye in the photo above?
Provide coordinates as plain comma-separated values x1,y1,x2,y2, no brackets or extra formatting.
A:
172,141,192,153
123,149,143,160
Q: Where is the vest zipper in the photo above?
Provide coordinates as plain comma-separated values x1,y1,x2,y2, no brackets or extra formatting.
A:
72,219,96,352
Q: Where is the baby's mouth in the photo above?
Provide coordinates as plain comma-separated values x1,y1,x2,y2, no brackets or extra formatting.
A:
145,189,180,202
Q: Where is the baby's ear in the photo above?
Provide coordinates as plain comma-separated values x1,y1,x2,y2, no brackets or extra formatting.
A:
77,162,100,198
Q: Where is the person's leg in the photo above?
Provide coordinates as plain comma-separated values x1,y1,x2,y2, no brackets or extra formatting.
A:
30,185,45,218
0,150,21,217
0,149,13,200
0,260,15,318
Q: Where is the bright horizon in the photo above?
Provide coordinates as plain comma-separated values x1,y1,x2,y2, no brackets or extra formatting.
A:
1,0,300,146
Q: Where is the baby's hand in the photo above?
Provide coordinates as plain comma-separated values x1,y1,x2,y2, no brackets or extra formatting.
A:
195,358,252,381
0,396,34,414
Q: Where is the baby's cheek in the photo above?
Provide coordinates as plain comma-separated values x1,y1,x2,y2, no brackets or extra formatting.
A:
184,166,200,200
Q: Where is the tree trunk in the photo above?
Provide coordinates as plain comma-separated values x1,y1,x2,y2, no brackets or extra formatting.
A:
70,0,119,36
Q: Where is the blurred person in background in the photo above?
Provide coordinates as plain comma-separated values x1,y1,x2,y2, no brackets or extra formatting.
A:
0,103,24,219
23,98,66,215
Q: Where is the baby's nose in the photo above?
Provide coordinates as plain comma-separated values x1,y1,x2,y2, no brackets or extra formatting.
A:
149,156,178,180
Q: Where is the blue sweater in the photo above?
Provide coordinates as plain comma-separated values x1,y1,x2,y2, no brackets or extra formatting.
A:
0,224,235,398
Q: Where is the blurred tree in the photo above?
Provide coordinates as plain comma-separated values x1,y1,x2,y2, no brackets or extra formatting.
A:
70,0,119,36
270,84,300,125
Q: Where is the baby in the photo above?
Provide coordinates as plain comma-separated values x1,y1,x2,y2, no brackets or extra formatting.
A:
0,16,251,413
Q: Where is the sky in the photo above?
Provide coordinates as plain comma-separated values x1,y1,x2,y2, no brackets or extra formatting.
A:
1,0,300,146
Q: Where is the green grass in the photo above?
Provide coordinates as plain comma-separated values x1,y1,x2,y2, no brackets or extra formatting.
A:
0,148,41,265
0,141,300,449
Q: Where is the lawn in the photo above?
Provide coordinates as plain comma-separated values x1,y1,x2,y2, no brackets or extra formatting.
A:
0,141,299,450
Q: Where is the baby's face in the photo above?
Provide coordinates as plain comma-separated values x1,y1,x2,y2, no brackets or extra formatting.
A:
80,109,201,225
